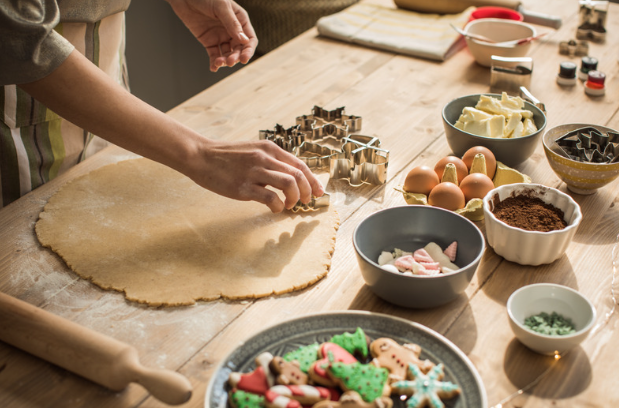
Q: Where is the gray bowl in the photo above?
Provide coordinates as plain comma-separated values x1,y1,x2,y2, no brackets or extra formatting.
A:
442,93,547,167
353,205,485,308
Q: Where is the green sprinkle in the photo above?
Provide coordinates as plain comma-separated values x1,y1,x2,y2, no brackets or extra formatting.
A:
523,311,576,336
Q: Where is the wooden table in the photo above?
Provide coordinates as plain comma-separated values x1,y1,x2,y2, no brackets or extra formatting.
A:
1,0,618,406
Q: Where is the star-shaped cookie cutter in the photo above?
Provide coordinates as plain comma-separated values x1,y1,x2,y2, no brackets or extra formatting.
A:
555,126,619,163
259,124,307,151
296,106,362,145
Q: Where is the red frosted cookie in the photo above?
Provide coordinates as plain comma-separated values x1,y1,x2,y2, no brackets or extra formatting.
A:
309,343,358,386
229,352,275,395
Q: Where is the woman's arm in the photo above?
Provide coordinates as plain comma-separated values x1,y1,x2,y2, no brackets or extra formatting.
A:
19,50,323,213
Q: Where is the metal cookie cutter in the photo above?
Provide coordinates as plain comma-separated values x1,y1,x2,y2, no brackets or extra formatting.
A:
559,39,589,57
555,127,619,163
259,124,307,151
293,141,339,170
490,56,533,95
330,135,389,186
297,106,363,133
577,0,608,43
290,193,331,212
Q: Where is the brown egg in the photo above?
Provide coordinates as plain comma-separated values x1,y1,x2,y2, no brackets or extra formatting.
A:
462,146,497,179
403,165,440,195
428,182,466,211
434,156,469,183
459,173,495,202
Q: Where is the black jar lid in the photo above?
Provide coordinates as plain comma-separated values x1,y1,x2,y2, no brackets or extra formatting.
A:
580,56,598,72
559,61,577,78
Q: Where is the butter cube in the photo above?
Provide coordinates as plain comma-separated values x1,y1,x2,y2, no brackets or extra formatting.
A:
504,112,523,138
523,117,537,135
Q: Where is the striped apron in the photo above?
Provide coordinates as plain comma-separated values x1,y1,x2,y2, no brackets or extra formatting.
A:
0,11,129,208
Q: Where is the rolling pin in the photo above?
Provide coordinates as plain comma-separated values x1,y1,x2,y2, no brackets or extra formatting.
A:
394,0,562,29
0,292,192,405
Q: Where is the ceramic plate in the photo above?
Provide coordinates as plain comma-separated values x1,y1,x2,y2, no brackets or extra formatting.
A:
205,311,487,408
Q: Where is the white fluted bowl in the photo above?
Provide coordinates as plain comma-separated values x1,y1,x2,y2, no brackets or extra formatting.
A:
482,183,582,265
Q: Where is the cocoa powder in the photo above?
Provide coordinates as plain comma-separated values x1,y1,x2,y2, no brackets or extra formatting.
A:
492,194,567,232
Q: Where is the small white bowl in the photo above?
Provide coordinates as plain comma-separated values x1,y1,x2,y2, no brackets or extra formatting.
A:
507,283,596,355
464,19,536,67
482,183,582,265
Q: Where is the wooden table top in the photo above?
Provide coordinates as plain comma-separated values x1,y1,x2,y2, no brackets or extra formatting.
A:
1,0,618,406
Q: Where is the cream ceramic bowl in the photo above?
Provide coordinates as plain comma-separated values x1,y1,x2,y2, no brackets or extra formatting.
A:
507,283,596,355
482,183,582,265
543,123,619,195
463,18,536,67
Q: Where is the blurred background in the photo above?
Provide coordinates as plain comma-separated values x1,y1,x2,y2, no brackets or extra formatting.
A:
125,0,359,112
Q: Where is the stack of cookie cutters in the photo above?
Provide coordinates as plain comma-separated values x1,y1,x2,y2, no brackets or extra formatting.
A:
259,106,390,211
576,0,608,42
555,126,619,163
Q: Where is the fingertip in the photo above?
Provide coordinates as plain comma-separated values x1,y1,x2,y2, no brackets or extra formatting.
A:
239,32,250,43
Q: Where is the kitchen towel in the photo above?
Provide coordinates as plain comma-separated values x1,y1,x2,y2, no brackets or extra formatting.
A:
316,3,475,61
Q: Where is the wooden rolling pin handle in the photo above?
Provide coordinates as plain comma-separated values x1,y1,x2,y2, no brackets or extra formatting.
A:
0,292,192,405
119,348,193,405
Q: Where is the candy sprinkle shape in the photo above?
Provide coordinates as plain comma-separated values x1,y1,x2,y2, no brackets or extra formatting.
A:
391,363,461,408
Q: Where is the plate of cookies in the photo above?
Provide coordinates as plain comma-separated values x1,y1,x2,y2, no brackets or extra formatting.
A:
205,311,487,408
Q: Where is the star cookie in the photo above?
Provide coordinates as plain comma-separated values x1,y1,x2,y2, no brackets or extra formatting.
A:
390,363,460,408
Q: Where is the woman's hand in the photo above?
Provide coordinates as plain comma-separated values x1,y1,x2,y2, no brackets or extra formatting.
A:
166,0,258,71
189,139,325,213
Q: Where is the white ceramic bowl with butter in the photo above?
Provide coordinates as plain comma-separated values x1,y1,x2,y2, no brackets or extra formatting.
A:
464,18,536,67
507,283,596,355
482,183,582,265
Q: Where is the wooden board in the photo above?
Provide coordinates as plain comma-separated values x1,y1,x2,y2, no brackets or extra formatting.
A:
1,0,618,407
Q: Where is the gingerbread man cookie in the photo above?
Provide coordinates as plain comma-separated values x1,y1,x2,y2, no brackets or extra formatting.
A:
309,343,357,386
390,363,460,408
370,338,434,382
313,391,393,408
327,361,390,403
269,356,308,385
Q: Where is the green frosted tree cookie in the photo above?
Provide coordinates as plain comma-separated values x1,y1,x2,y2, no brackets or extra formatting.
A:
229,389,265,408
282,342,319,373
328,361,389,402
329,327,369,359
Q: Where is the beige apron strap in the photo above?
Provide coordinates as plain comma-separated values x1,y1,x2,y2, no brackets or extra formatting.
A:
0,12,128,207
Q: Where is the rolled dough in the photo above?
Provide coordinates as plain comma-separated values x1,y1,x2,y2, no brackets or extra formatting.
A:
35,158,339,306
